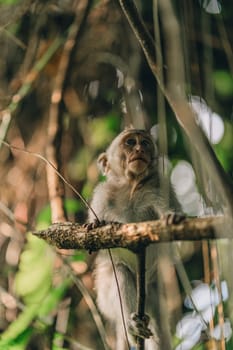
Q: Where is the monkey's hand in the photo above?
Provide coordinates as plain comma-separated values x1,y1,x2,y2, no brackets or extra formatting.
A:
83,219,106,232
128,313,153,339
165,213,186,225
83,219,121,231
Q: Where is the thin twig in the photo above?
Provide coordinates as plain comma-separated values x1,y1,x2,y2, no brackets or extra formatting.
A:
0,140,99,221
63,259,110,350
0,37,64,148
108,250,131,350
210,242,226,350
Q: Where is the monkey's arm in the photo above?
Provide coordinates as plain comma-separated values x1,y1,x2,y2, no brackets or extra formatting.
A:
87,182,110,222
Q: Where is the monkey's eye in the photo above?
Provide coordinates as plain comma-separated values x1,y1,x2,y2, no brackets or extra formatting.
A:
141,139,151,147
125,138,136,146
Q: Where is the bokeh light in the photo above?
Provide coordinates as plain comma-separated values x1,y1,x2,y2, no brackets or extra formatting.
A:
171,160,205,216
190,96,224,144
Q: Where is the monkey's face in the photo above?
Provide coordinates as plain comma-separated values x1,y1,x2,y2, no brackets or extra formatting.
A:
98,129,157,180
120,132,155,177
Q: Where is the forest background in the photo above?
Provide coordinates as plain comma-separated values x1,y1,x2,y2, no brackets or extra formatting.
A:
0,0,233,349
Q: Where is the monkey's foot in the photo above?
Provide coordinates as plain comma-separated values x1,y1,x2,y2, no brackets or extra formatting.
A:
83,219,106,231
128,313,153,339
165,213,186,225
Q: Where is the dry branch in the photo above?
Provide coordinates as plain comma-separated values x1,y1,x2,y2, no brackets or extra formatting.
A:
46,1,90,223
34,216,230,252
0,37,63,149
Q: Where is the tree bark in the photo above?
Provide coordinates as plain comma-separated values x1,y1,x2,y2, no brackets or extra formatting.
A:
33,216,230,252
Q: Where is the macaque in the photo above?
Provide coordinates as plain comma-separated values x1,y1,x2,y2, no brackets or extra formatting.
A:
88,127,181,350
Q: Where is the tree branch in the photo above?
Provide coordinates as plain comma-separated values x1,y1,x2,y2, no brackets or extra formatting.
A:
46,1,91,223
33,216,230,252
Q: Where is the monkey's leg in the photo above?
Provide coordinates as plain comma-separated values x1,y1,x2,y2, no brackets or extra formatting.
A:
115,264,156,350
128,248,153,346
95,256,136,349
114,263,137,349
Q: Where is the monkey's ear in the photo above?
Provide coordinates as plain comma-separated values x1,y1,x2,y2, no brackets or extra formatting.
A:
97,152,109,175
150,124,158,142
150,125,159,158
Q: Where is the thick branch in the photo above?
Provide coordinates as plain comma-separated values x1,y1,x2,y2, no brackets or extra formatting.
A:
33,216,230,251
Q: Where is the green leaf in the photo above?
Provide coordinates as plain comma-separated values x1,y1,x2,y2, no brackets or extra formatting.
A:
52,332,69,350
0,328,33,349
1,279,70,344
14,234,54,304
214,70,233,98
1,305,38,341
38,279,70,318
69,251,86,262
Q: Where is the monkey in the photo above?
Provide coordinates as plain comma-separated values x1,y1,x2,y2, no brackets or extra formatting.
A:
87,127,181,350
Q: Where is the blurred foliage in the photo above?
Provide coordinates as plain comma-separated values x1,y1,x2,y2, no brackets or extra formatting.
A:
213,70,233,99
0,0,18,4
0,0,232,349
14,234,54,304
214,121,233,172
36,199,83,228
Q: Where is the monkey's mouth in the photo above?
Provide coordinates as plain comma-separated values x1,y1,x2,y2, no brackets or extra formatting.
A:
129,157,147,163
